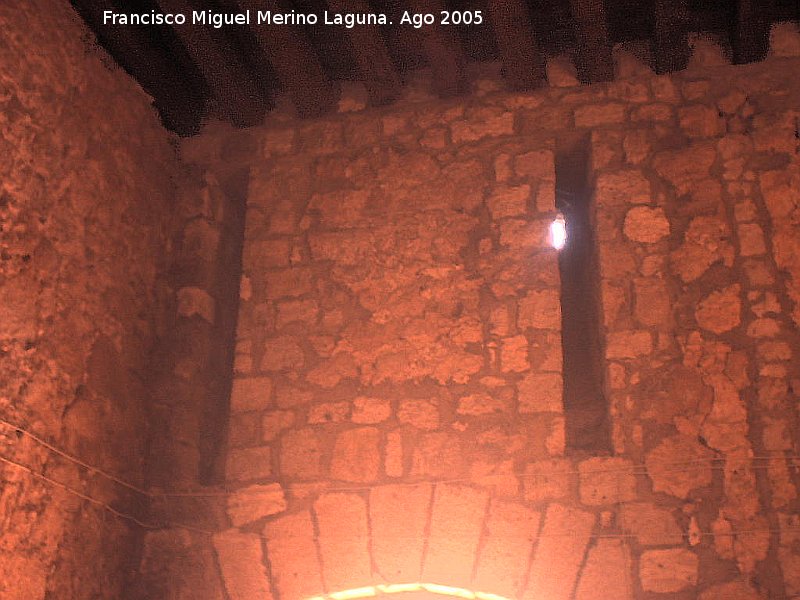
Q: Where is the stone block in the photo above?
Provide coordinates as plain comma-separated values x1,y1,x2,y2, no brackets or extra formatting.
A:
259,336,305,371
276,299,318,328
370,484,432,581
623,206,670,243
280,428,322,479
639,549,698,593
314,493,371,590
262,410,294,441
574,539,633,600
330,427,380,482
213,529,273,600
469,458,520,497
645,435,714,497
474,499,541,598
226,446,272,482
515,150,555,182
606,330,652,359
518,372,563,413
653,145,717,194
696,285,741,334
264,511,323,600
385,430,404,477
411,433,465,478
699,580,762,600
619,502,683,546
770,22,800,57
595,170,652,206
397,399,439,430
263,267,315,299
230,377,272,413
226,483,287,527
244,240,291,271
634,278,671,326
457,393,508,416
488,185,531,219
307,401,350,424
546,55,579,86
450,108,514,144
501,335,530,373
351,396,391,424
523,459,573,502
306,353,358,388
738,223,767,256
578,457,637,505
679,105,725,138
274,383,313,408
524,504,595,600
574,103,627,127
423,484,489,586
518,289,561,330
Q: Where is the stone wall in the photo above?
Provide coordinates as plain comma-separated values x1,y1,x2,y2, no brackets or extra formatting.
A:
0,1,179,597
183,27,800,600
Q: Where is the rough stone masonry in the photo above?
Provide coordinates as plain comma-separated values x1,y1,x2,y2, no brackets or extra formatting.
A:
139,24,800,600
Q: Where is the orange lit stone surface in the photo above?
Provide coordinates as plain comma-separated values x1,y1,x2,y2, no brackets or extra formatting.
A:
6,3,800,598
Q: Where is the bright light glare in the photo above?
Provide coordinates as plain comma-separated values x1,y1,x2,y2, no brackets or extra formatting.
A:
550,213,567,250
308,584,513,600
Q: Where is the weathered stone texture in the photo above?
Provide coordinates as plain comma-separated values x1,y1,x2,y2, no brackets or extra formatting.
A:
215,38,800,600
226,483,287,527
264,511,323,600
423,485,489,586
314,493,371,590
639,549,698,593
525,504,595,600
0,0,181,597
213,530,273,600
575,539,633,600
370,484,431,581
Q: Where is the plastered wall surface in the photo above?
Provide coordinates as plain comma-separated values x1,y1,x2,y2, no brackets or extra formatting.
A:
0,1,179,597
168,28,800,600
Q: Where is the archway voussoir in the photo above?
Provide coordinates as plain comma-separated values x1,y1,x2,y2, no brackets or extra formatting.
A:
264,510,324,600
473,499,541,599
314,492,372,590
213,529,274,600
422,484,490,587
370,483,433,582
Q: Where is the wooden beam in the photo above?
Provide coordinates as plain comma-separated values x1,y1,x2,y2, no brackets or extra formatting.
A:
71,0,208,134
405,0,467,97
653,0,690,74
155,0,268,127
237,0,339,118
731,0,775,64
487,0,546,90
326,0,402,106
568,0,614,83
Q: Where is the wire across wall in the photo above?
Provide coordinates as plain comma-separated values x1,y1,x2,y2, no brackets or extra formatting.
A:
1,416,799,540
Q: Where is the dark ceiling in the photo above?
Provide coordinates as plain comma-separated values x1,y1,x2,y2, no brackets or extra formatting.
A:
71,0,800,135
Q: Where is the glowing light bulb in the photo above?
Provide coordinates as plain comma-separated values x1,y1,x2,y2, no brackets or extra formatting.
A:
550,212,567,250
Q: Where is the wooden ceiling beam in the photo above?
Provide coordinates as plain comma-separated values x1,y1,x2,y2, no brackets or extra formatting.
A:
653,0,690,74
237,0,339,118
731,0,775,64
155,0,268,127
487,0,546,91
71,0,207,134
404,0,467,97
568,0,614,83
326,0,402,106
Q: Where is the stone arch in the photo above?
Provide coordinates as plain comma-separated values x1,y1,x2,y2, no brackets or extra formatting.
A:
213,482,635,600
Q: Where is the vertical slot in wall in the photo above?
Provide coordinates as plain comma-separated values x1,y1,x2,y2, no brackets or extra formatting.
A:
555,134,611,453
